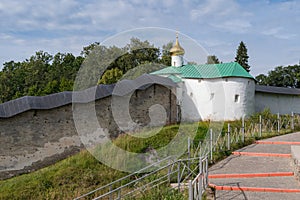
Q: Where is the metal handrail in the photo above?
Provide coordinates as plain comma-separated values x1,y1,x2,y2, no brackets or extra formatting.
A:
74,112,300,200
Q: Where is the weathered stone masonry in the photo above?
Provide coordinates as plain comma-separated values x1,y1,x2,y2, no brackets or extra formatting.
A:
0,79,177,179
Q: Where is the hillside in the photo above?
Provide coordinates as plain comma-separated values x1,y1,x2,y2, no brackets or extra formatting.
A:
0,123,209,199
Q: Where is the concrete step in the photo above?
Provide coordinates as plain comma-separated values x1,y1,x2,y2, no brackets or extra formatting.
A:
214,189,300,200
209,176,300,191
209,155,292,175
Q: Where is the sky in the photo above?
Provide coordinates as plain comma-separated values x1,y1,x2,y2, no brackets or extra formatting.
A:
0,0,299,76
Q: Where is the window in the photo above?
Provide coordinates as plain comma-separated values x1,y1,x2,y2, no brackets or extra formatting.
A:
210,93,214,100
190,92,193,97
234,94,240,103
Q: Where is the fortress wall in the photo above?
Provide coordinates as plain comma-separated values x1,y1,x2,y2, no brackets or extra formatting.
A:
255,92,300,114
0,84,176,180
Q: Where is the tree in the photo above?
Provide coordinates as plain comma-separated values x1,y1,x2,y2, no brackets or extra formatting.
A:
206,55,220,64
98,68,123,85
0,38,176,103
255,74,268,85
80,42,100,57
255,64,300,88
235,41,250,72
160,42,173,66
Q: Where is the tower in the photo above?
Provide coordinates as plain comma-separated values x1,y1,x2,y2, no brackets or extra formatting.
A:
169,33,185,67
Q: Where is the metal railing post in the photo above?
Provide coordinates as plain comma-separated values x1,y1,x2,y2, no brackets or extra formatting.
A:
109,185,113,200
227,123,231,150
168,160,171,183
205,156,208,187
259,115,262,137
242,116,245,143
292,111,295,131
277,113,280,133
199,156,202,174
188,180,193,200
188,137,191,170
177,161,181,191
117,189,121,200
199,141,202,157
199,175,203,200
210,129,213,161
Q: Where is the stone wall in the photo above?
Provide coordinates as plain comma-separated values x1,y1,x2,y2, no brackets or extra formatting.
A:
291,146,300,182
255,92,300,114
0,84,177,180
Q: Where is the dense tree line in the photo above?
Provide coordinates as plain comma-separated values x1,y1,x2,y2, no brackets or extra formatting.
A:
0,51,83,103
256,64,300,88
0,38,172,103
2,36,297,104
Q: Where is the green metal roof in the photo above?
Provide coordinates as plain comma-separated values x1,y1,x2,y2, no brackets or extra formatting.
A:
151,62,254,80
150,66,181,75
167,75,182,83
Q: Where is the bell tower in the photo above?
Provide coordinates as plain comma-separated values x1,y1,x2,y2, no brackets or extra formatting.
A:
169,33,185,67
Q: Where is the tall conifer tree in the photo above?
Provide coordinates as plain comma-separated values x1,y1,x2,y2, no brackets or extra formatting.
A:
235,41,250,72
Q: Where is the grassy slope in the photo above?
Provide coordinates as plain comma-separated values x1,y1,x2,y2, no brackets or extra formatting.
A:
0,123,209,200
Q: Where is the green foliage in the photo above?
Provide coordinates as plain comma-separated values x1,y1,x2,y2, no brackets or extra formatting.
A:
255,64,300,88
250,108,275,121
206,55,221,64
235,41,250,72
255,73,268,85
98,68,123,84
121,63,165,80
160,41,173,66
0,51,83,103
0,37,173,103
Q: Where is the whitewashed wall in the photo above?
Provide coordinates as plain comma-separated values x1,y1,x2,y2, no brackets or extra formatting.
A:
255,92,300,114
179,77,255,121
171,55,183,67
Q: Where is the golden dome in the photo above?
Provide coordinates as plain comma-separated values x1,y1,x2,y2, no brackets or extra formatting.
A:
169,33,185,56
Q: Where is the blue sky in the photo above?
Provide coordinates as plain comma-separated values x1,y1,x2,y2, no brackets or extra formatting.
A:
0,0,299,76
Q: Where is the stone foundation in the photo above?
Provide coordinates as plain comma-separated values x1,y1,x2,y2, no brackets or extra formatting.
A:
291,145,300,182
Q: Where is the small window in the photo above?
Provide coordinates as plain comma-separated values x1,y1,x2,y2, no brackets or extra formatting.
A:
234,94,240,103
210,93,214,100
190,92,193,97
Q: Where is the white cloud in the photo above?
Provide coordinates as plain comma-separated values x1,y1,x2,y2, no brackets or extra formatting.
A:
0,0,299,76
263,30,297,40
210,19,252,34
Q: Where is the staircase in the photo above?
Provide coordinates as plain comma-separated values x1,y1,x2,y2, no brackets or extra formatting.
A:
208,132,300,200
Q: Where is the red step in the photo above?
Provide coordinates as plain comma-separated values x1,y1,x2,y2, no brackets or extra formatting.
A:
209,183,300,193
232,151,291,158
256,141,300,145
208,172,294,179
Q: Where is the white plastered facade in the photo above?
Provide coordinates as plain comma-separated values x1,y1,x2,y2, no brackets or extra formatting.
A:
177,77,255,121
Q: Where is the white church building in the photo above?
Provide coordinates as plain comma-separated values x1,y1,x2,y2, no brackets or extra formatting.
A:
152,35,300,121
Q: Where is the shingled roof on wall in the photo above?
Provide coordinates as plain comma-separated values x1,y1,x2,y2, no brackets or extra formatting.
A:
255,85,300,95
0,74,176,118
